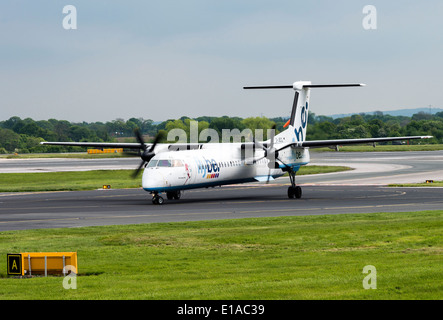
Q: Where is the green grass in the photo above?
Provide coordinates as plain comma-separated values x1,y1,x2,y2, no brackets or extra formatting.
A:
389,181,443,187
0,211,441,299
311,144,443,152
0,170,141,192
0,166,351,192
297,165,352,175
0,153,136,159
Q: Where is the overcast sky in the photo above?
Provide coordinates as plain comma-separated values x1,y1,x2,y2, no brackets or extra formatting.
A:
0,1,442,122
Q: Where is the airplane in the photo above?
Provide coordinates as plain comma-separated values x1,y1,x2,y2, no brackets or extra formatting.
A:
40,81,432,204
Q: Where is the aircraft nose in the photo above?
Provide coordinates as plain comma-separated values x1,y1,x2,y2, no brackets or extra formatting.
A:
142,169,165,190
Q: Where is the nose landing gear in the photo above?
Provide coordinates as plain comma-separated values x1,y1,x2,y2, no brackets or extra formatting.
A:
152,193,164,205
152,190,181,205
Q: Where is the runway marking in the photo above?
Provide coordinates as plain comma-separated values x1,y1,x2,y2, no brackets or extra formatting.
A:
0,217,80,224
0,205,102,212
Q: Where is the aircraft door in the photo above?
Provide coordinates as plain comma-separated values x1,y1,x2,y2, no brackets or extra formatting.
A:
167,159,189,187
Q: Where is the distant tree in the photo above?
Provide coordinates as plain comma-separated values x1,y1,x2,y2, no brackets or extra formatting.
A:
412,112,432,121
0,128,20,152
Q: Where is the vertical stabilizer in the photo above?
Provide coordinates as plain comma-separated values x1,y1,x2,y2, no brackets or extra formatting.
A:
290,81,311,142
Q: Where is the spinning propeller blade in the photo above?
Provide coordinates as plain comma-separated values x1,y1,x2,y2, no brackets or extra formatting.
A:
132,129,164,178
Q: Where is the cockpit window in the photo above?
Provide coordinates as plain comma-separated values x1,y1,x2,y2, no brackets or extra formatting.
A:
157,159,172,167
147,159,184,168
147,160,158,167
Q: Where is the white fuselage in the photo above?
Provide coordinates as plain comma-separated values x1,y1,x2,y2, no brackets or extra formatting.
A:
142,143,310,193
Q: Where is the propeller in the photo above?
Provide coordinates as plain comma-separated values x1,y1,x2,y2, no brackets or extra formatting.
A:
131,129,164,178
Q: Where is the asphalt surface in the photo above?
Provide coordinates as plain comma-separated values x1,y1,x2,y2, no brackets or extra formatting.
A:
0,151,442,231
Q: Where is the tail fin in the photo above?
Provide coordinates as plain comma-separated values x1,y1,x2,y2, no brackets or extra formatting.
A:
244,81,365,143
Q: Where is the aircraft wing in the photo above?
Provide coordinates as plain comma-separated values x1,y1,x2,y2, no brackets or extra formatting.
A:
40,141,149,149
300,135,433,148
41,135,433,152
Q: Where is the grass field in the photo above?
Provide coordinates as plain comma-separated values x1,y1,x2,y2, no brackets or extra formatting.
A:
0,170,141,192
0,153,137,159
389,181,443,187
0,210,441,300
0,166,351,192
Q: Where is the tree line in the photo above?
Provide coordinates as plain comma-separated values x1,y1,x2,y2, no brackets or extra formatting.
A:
1,111,442,154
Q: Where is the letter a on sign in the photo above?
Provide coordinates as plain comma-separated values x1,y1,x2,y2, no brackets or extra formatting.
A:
7,254,22,275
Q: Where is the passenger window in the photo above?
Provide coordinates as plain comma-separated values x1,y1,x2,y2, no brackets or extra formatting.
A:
172,159,184,167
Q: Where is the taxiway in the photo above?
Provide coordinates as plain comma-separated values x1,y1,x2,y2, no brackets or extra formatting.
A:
0,151,442,231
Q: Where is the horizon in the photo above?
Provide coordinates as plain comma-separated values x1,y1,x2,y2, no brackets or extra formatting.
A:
2,105,442,124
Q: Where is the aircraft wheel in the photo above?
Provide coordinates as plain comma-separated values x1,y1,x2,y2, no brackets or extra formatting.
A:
294,186,302,199
287,187,295,199
166,192,174,200
152,195,165,205
173,191,181,200
288,186,302,199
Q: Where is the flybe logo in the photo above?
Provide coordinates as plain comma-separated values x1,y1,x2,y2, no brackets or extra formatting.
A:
196,157,220,179
294,102,308,142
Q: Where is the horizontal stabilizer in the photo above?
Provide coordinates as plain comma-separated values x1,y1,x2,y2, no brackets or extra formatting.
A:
304,84,365,88
40,141,146,149
244,82,365,90
243,85,293,89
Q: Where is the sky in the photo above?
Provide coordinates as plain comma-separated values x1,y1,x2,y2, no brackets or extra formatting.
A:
0,1,442,123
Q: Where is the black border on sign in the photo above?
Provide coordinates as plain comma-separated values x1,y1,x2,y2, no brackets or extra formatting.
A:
7,254,22,275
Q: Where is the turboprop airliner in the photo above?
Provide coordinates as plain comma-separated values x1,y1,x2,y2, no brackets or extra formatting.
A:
41,81,431,204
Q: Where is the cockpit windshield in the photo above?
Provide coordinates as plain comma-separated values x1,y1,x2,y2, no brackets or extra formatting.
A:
147,159,184,168
147,160,158,168
158,159,172,167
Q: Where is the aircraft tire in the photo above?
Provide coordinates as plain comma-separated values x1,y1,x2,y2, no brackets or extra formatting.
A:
288,187,295,199
294,186,302,199
288,186,302,199
166,192,174,200
152,195,165,205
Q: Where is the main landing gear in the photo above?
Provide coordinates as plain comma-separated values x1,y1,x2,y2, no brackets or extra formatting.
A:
152,190,181,205
287,169,302,199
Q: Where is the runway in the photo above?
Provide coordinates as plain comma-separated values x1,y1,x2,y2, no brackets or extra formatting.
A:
1,151,442,231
